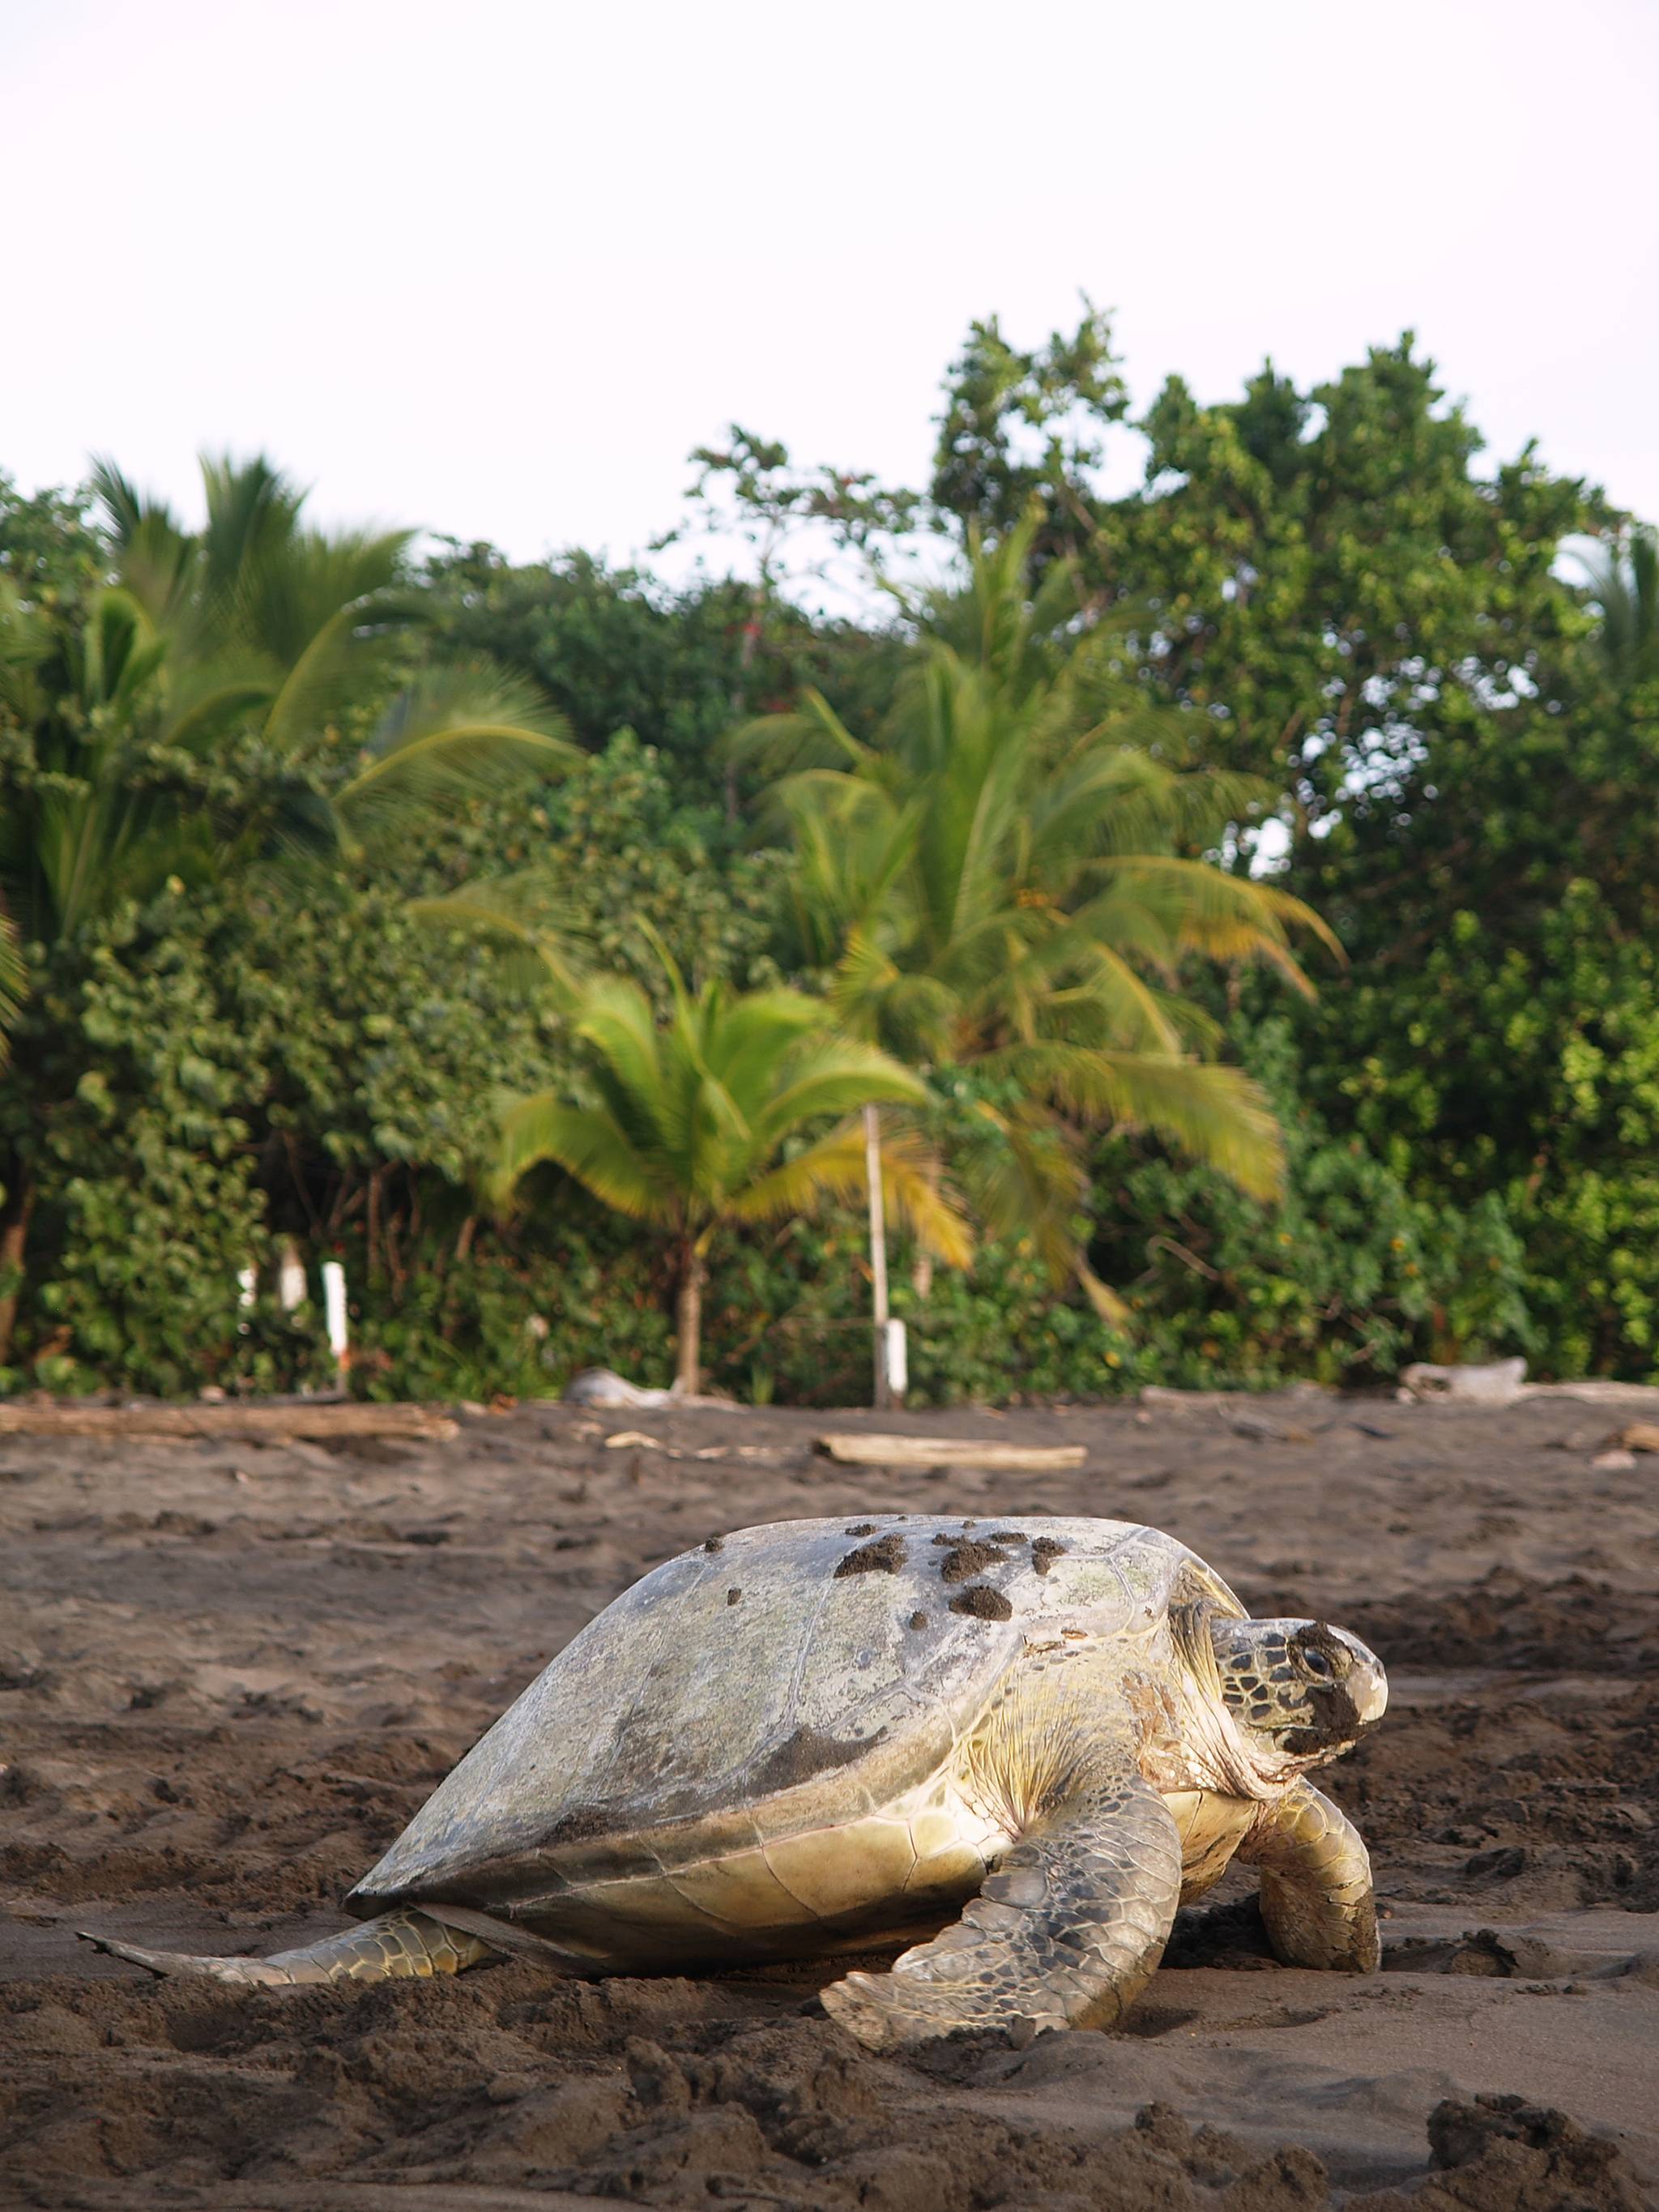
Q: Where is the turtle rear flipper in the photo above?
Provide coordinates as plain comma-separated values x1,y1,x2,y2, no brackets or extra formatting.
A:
78,1909,495,1986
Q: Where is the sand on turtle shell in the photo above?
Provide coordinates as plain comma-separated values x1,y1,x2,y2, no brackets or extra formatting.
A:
2,1392,1657,2209
936,1537,1008,1584
948,1582,1016,1620
833,1532,908,1577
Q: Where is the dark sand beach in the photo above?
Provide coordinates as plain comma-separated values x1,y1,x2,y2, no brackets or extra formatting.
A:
2,1392,1656,2209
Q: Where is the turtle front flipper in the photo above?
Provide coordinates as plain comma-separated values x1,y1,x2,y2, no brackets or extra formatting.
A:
1237,1777,1380,1972
78,1909,496,1987
821,1772,1182,2052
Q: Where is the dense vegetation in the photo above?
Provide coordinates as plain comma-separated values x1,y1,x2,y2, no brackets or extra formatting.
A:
2,313,1653,1403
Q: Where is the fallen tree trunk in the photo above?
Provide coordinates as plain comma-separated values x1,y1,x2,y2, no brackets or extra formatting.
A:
0,1401,458,1443
816,1432,1085,1471
1525,1381,1659,1407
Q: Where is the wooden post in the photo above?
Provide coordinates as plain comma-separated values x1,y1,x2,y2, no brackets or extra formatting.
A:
864,1104,890,1410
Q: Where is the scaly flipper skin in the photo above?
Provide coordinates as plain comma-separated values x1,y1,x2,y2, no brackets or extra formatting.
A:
820,1770,1183,2051
1239,1778,1380,1972
79,1910,493,1987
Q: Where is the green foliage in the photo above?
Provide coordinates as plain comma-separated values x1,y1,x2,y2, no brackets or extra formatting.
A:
921,320,1598,826
0,455,580,1370
1316,882,1659,1379
1104,346,1659,1386
345,1207,674,1404
0,476,106,602
424,540,903,806
338,1205,1099,1410
0,709,881,1396
1,895,327,1394
682,1215,1119,1409
734,519,1331,1308
916,315,1654,1381
2,311,1656,1400
929,305,1128,572
488,936,967,1388
524,732,783,987
1576,526,1659,690
1089,1019,1534,1390
0,457,576,954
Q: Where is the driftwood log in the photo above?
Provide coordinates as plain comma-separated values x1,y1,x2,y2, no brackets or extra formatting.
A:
1400,1359,1529,1403
816,1432,1085,1471
0,1401,458,1443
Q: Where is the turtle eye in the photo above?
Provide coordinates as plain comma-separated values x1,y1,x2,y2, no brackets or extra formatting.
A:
1302,1647,1334,1681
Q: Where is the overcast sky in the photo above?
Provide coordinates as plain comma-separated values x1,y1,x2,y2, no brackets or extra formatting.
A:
5,0,1656,582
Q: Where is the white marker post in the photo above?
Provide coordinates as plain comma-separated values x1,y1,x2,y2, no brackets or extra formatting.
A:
277,1240,308,1312
884,1318,908,1407
864,1104,890,1410
321,1261,350,1381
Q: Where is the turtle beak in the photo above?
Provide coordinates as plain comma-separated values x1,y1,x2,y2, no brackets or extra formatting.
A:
1340,1632,1388,1729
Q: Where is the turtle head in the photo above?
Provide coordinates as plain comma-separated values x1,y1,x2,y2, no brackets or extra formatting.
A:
1209,1616,1387,1771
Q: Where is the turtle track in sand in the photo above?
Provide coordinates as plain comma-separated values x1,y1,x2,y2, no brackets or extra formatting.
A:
6,1958,1648,2210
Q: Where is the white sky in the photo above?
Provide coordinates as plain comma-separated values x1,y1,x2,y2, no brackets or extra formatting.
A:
4,0,1657,582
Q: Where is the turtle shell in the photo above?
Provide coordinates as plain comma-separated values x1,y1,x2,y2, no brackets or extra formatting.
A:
347,1514,1240,1932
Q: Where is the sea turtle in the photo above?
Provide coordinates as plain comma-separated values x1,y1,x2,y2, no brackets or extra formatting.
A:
83,1515,1388,2048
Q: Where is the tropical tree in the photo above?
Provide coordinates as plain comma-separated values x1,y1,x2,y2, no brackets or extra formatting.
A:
0,455,579,1363
731,519,1337,1314
0,909,19,1063
0,455,579,950
488,942,971,1390
1578,524,1659,690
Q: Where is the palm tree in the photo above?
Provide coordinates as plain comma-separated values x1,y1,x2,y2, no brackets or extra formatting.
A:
1578,525,1658,689
0,455,580,1361
1,456,578,950
488,942,971,1391
729,519,1339,1316
0,915,19,1061
94,455,581,872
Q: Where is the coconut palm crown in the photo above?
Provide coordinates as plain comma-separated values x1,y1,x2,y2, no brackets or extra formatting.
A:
0,454,580,1364
728,518,1341,1311
489,942,971,1390
0,455,579,950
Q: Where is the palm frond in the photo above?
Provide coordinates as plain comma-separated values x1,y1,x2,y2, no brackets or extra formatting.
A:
723,687,874,779
0,904,25,1063
983,1043,1285,1198
334,671,579,846
574,975,676,1148
89,457,156,545
755,1036,928,1143
702,986,840,1112
488,1094,673,1222
260,594,403,752
1088,856,1342,983
408,873,587,1001
160,670,281,754
1577,526,1659,685
731,1121,974,1266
